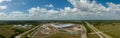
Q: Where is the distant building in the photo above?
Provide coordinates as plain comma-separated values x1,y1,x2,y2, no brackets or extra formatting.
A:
52,24,74,29
13,24,33,29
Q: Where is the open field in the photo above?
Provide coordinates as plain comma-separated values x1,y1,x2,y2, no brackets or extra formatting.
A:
46,32,81,38
28,23,82,38
0,25,15,38
84,22,99,38
0,25,33,38
1,20,120,38
87,34,99,38
0,21,42,38
94,23,120,38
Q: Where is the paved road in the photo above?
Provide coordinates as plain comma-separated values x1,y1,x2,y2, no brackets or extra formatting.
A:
81,25,87,38
15,24,41,38
85,22,111,38
31,26,41,37
31,24,59,38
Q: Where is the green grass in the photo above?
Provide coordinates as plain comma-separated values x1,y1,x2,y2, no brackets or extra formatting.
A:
94,23,120,38
0,25,15,38
84,23,99,38
87,34,99,38
0,25,33,38
46,32,81,38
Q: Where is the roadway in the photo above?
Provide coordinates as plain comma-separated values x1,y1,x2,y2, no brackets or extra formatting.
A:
85,22,112,38
15,24,41,38
81,25,87,38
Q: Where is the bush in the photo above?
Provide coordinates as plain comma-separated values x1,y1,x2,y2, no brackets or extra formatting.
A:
0,35,5,38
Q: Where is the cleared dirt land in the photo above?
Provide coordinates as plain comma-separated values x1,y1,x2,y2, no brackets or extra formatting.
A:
46,32,81,38
29,23,82,38
94,23,120,38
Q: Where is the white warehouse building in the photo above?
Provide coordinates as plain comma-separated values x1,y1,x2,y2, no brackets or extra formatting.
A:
51,24,74,28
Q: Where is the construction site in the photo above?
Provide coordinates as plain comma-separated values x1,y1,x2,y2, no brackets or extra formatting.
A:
27,23,86,38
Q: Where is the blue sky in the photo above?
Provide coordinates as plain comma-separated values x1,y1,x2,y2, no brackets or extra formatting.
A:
95,0,120,7
1,0,74,13
1,0,119,13
0,0,120,20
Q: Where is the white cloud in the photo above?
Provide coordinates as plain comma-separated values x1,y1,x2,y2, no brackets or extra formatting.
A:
0,0,12,3
0,12,6,17
10,11,26,17
27,6,81,20
0,0,120,20
0,5,7,10
0,0,11,10
67,0,120,20
45,4,54,8
0,11,29,20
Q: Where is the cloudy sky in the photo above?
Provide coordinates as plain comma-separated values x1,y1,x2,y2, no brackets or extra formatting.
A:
0,0,120,20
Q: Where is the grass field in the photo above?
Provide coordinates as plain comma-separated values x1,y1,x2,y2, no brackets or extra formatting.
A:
46,32,81,38
0,25,15,38
94,23,120,38
87,34,99,38
0,25,32,38
84,23,99,38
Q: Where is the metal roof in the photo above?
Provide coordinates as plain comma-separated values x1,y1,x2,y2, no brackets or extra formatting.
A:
53,24,73,28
